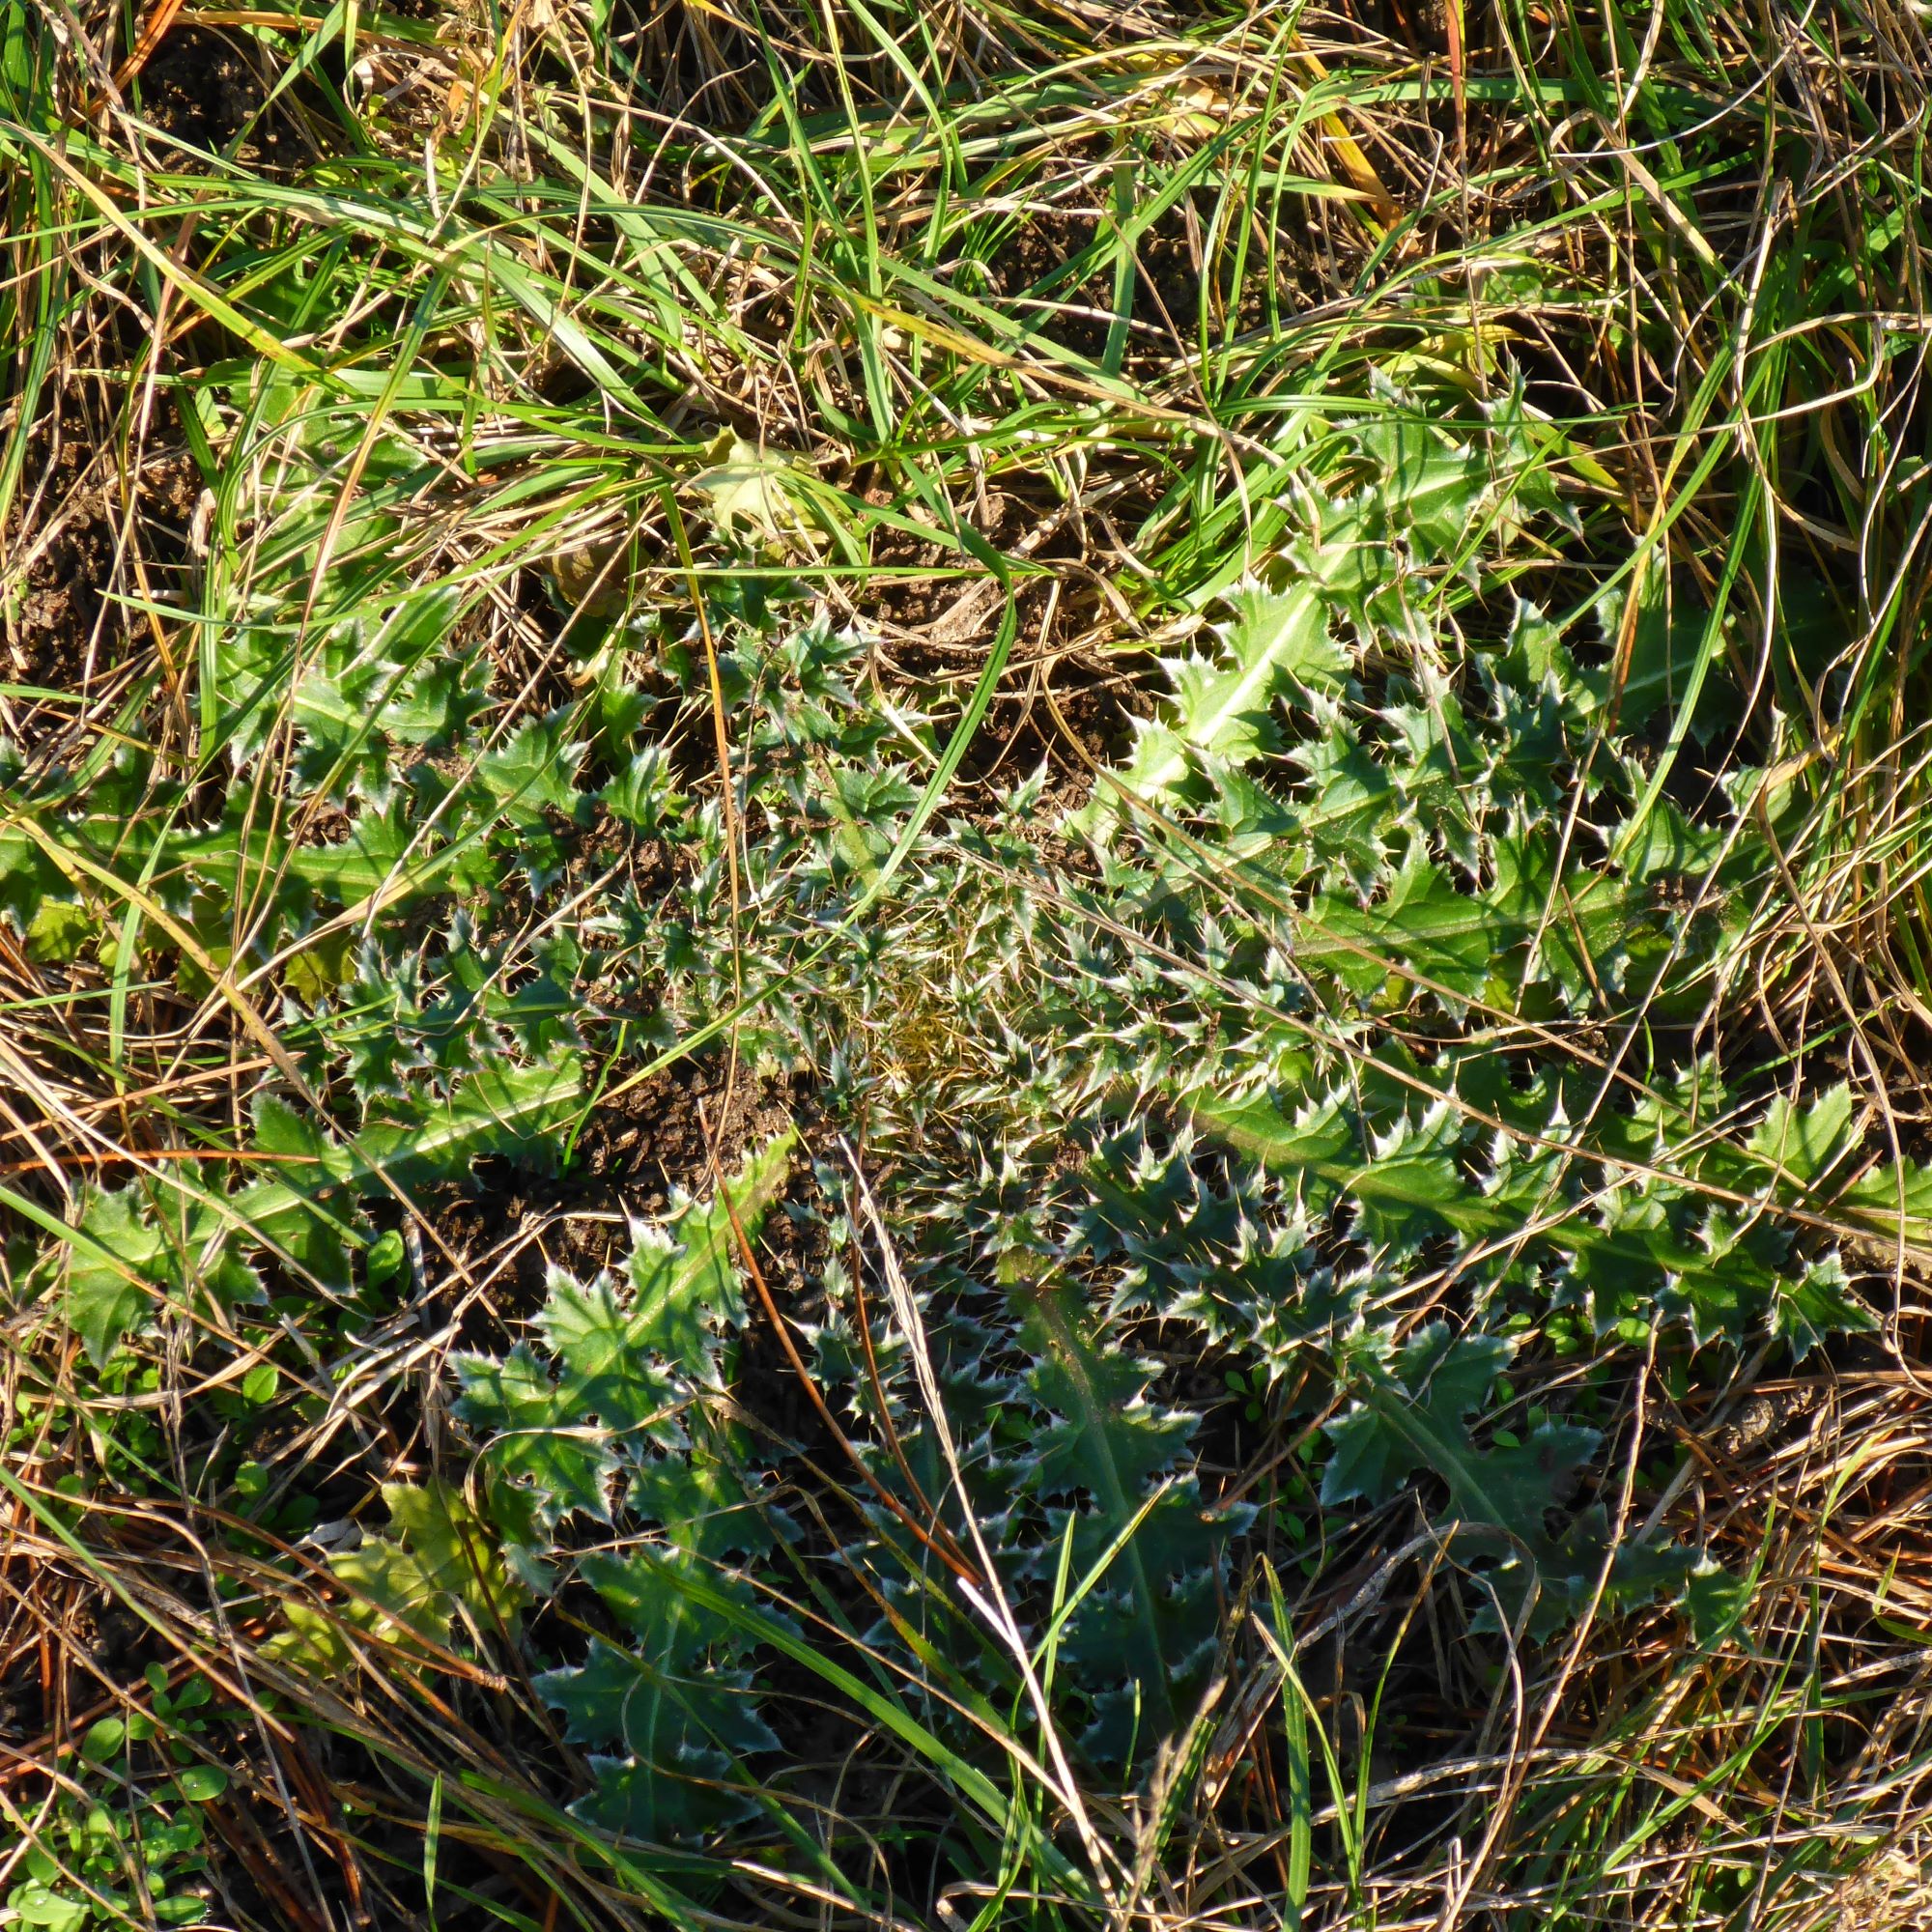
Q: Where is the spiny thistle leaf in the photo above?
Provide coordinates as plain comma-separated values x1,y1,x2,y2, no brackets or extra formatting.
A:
1323,1325,1681,1636
60,1054,582,1362
1087,582,1343,828
64,1182,259,1369
265,1483,526,1678
450,1133,794,1834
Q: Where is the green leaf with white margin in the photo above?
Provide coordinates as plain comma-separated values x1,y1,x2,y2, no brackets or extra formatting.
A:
1772,1254,1869,1357
541,1464,787,1836
1083,582,1345,832
1684,1556,1754,1647
1747,1083,1860,1195
448,1133,797,1837
1011,1282,1244,1757
1321,1325,1514,1508
473,712,587,827
456,1128,795,1541
449,1343,619,1546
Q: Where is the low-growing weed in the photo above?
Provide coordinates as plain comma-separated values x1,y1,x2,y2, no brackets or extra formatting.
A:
2,0,1930,1922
